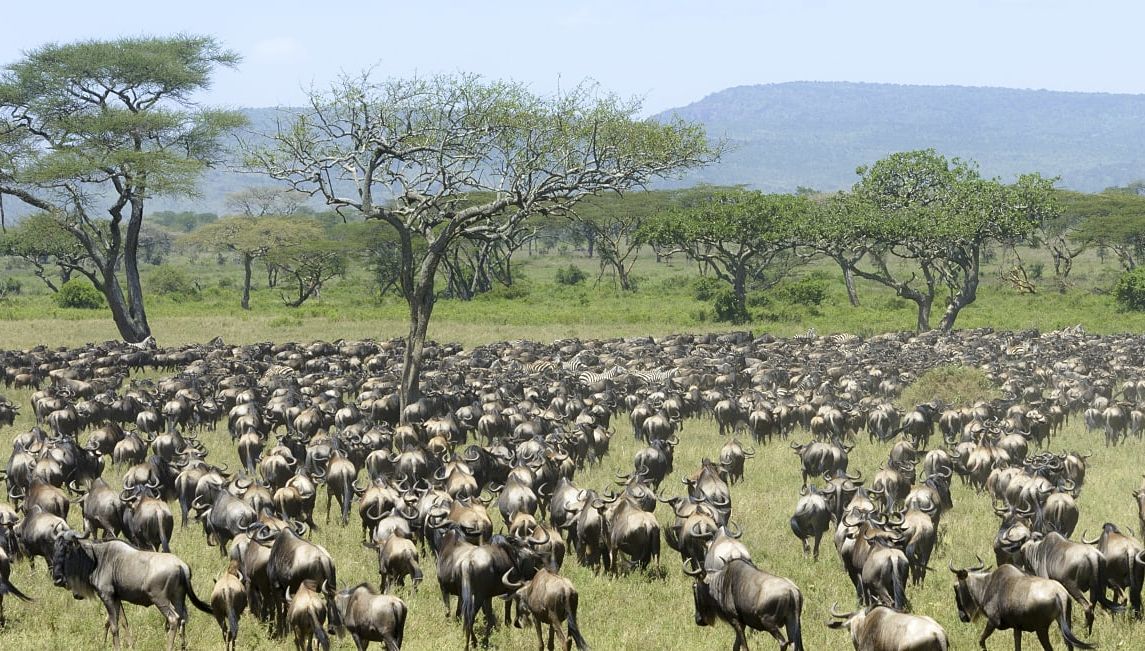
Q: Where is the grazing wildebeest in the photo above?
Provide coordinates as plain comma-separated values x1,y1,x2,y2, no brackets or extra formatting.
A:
827,603,948,651
50,530,213,651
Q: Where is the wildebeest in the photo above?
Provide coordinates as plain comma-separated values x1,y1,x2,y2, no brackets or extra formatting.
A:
684,557,804,651
1014,531,1123,633
1081,522,1145,618
827,603,948,651
50,530,213,651
789,484,831,560
333,583,408,650
502,567,589,651
287,578,331,651
950,560,1094,650
0,544,32,626
210,558,248,651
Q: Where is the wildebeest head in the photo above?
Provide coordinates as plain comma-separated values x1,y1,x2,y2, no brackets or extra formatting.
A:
51,529,95,598
949,558,989,623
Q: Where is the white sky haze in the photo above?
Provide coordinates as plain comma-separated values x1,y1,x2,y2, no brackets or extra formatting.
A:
3,1,1142,114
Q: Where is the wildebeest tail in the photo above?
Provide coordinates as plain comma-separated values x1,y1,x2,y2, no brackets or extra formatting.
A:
1058,593,1097,650
567,590,589,651
341,480,352,525
390,599,407,650
789,516,807,540
1096,555,1125,613
892,560,907,612
460,562,477,642
1132,549,1145,617
311,608,331,651
0,576,32,601
182,567,214,614
786,605,804,651
226,602,239,643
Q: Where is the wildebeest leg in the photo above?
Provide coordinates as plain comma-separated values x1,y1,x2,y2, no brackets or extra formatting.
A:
1013,626,1022,650
976,621,995,650
812,535,821,561
547,612,565,651
761,622,787,648
533,614,545,650
729,619,750,650
100,596,124,650
1035,627,1053,651
350,632,366,650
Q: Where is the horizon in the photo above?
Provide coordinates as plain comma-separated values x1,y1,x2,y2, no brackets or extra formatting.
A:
5,1,1145,116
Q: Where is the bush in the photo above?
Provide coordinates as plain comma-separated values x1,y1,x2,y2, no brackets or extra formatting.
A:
779,276,829,306
899,365,997,409
713,289,749,324
555,264,587,286
692,277,723,301
1028,262,1045,281
1114,267,1145,311
55,279,104,309
149,266,198,298
0,278,21,297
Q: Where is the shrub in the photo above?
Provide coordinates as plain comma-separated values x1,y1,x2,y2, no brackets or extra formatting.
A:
1028,262,1045,280
555,264,587,286
0,278,21,297
713,289,749,324
1114,267,1145,311
55,279,104,309
149,266,198,298
899,365,997,409
779,276,829,306
692,277,722,301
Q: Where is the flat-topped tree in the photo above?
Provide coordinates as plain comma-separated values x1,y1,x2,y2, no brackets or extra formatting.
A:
248,71,719,417
642,188,810,323
0,35,245,342
843,150,1058,332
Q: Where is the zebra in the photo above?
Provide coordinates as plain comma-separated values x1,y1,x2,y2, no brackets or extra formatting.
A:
628,367,679,387
829,333,861,346
577,365,628,387
259,364,296,386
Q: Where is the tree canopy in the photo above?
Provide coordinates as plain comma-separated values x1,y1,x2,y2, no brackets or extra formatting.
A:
249,71,720,412
0,35,244,341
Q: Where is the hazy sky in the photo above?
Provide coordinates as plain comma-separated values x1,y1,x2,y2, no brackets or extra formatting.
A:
3,1,1142,115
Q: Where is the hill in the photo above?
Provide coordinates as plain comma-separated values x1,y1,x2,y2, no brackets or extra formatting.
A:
142,83,1145,213
655,81,1145,193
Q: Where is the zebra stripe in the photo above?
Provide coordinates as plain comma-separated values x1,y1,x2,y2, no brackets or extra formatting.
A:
628,367,679,387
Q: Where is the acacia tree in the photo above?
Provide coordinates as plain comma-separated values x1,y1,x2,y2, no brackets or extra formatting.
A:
799,193,867,306
569,191,678,291
267,239,351,307
0,212,90,291
1072,192,1145,272
185,217,324,309
840,150,1057,331
0,36,244,342
249,72,717,414
643,189,810,321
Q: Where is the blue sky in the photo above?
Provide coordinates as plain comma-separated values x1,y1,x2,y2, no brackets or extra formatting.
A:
3,1,1142,115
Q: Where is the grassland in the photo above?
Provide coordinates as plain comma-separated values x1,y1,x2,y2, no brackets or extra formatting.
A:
1,378,1143,650
1,245,1144,649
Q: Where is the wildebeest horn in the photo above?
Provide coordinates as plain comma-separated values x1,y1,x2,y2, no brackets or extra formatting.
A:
293,520,309,537
501,568,524,591
1081,530,1101,545
829,602,855,619
691,522,714,539
528,526,550,546
681,557,704,577
726,521,743,538
119,489,136,503
146,476,160,489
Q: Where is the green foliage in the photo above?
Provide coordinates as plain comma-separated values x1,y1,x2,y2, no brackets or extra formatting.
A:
554,264,587,285
0,278,21,297
899,365,997,409
778,276,829,306
691,276,723,301
713,288,749,323
55,279,104,309
148,266,198,298
1114,267,1145,311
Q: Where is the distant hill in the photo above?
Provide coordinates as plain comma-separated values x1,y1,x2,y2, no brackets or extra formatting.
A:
139,83,1145,213
653,81,1145,193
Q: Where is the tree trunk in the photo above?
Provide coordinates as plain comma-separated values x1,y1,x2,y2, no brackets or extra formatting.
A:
841,264,860,307
103,271,151,342
585,229,595,258
241,253,253,310
122,199,150,337
939,250,980,332
398,252,443,422
915,297,933,332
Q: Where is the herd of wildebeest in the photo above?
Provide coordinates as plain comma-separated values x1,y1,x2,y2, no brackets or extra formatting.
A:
2,325,1145,650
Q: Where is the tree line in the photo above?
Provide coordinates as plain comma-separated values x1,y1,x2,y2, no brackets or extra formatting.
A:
2,35,1144,413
